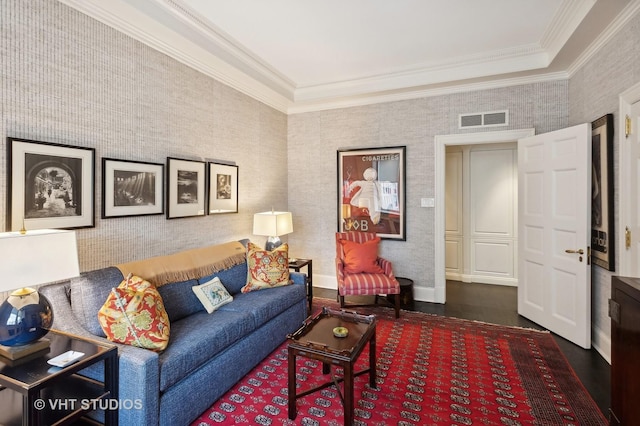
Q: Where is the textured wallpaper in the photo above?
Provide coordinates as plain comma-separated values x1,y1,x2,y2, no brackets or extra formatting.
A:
569,10,640,355
2,0,638,359
288,82,569,293
0,0,288,273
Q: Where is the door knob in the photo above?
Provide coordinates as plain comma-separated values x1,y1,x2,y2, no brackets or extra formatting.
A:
565,249,584,255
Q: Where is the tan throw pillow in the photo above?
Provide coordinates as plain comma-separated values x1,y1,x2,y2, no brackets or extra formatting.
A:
192,277,233,313
241,242,290,293
97,274,170,352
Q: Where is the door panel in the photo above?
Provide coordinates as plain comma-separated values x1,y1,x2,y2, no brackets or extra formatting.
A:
518,124,591,348
626,100,640,275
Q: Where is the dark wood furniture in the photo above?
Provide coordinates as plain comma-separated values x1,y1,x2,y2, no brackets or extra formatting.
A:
289,258,313,313
609,276,640,425
0,329,118,426
287,307,376,426
386,277,414,308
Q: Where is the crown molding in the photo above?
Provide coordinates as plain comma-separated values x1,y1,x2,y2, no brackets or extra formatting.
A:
288,72,569,114
540,0,596,61
294,45,549,102
57,0,293,113
57,0,632,115
567,0,640,77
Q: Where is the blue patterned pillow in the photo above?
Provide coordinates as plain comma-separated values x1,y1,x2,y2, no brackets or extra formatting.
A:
192,277,233,314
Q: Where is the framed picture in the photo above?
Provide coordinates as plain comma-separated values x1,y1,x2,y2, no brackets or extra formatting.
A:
337,146,406,240
591,114,615,271
166,157,206,219
7,137,95,231
102,158,164,218
208,162,238,214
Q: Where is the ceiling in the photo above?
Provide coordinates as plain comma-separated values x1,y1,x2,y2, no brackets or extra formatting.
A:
59,0,636,113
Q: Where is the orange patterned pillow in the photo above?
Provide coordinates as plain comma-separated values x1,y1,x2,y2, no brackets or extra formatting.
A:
98,274,170,351
339,237,385,274
241,242,291,293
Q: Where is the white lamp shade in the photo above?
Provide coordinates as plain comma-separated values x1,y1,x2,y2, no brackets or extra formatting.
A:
0,229,80,292
253,211,293,237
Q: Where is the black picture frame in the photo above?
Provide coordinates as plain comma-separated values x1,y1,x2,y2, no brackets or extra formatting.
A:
337,146,406,240
207,162,238,214
7,137,95,231
102,158,164,218
166,157,206,219
591,113,615,271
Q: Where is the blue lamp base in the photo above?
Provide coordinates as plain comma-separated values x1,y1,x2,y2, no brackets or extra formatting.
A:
0,288,53,347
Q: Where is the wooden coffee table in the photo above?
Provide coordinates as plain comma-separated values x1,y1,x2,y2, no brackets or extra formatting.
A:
287,307,376,426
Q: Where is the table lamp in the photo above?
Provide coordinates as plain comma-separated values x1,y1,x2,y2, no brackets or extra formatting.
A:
0,229,80,347
253,210,293,251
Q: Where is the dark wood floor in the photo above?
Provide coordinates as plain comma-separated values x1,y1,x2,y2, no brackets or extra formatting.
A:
315,280,611,417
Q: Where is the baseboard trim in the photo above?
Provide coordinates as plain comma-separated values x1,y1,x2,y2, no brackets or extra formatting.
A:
314,273,443,303
446,272,517,286
592,323,611,364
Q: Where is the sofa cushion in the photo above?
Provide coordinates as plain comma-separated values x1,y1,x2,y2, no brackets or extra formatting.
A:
198,262,247,295
241,242,290,293
219,282,306,326
98,274,170,352
69,267,124,337
192,277,233,313
158,309,256,392
156,278,202,322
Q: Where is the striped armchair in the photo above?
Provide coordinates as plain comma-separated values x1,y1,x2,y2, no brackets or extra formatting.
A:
335,231,400,318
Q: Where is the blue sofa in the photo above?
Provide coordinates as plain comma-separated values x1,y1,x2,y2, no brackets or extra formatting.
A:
39,240,307,425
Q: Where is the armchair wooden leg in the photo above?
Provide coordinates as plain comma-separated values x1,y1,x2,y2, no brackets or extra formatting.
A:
339,295,346,308
394,293,400,318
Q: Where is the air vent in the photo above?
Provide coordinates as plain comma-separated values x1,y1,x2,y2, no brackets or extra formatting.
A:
459,110,508,129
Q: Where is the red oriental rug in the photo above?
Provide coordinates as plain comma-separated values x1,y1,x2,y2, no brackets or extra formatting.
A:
192,299,607,425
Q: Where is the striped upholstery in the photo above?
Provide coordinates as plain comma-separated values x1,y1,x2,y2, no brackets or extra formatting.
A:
335,232,400,297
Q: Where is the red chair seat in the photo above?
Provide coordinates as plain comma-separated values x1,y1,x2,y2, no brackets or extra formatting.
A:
335,231,400,318
341,273,400,296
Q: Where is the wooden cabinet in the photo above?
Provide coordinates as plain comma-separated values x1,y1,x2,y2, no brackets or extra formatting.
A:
609,276,640,425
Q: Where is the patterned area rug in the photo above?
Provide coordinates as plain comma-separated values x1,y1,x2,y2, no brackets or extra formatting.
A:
192,299,607,425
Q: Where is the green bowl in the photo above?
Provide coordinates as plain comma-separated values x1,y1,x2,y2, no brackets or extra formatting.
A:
333,326,348,338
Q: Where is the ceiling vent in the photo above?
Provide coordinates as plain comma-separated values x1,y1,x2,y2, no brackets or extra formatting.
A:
459,110,509,129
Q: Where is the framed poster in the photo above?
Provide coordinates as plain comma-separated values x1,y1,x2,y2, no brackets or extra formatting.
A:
166,157,206,219
337,146,406,240
7,137,95,231
208,162,238,214
591,114,615,271
102,158,164,218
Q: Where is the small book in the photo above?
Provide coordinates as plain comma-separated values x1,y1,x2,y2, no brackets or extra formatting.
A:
0,338,51,360
0,347,50,367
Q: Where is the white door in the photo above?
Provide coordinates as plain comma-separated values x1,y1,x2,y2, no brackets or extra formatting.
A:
623,100,640,275
518,124,591,349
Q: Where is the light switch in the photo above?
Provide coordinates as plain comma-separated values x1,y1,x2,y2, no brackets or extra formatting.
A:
421,197,435,207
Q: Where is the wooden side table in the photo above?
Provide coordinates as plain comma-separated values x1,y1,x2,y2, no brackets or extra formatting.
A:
287,307,376,426
0,329,118,426
289,258,313,313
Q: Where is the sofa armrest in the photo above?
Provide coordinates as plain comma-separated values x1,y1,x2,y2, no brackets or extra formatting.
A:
377,256,396,278
39,282,161,425
290,271,306,285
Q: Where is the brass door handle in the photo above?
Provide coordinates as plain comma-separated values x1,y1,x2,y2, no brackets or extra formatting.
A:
565,249,584,255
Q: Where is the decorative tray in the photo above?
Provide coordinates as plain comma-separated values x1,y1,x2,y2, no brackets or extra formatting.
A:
287,307,376,355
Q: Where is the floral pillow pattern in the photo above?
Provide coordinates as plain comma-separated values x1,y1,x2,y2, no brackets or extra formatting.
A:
98,274,170,351
241,242,290,293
